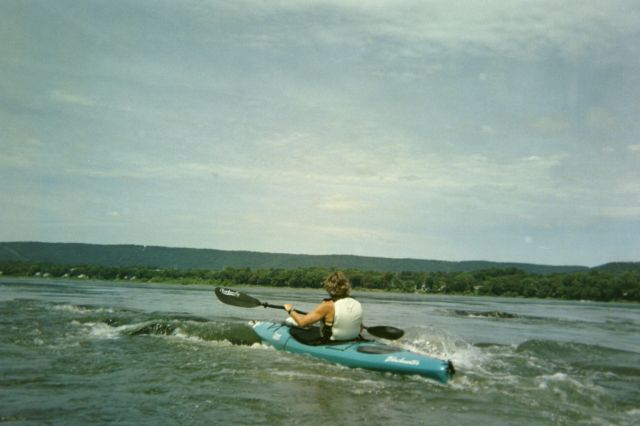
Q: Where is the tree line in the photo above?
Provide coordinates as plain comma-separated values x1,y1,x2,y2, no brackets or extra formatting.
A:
1,260,638,302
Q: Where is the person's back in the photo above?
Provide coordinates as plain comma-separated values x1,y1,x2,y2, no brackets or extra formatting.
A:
330,297,363,340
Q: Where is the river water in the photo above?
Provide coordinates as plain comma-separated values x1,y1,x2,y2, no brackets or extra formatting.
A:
1,278,638,425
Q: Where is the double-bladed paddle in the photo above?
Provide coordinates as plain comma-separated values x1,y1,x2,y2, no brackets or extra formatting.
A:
214,287,404,340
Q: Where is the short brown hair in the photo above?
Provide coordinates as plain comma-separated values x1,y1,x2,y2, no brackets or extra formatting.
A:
324,271,352,298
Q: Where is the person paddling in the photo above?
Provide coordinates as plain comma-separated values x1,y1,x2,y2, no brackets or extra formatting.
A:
283,271,363,341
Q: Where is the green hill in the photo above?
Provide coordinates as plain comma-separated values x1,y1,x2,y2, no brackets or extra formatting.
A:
593,262,640,273
0,241,589,275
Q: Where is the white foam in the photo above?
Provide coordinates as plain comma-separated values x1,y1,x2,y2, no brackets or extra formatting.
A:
540,372,570,382
535,372,605,396
73,320,141,340
398,327,490,372
169,327,233,346
53,304,114,314
85,322,121,339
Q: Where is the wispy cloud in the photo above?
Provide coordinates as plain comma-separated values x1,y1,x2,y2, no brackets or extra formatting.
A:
529,116,571,137
50,89,95,107
314,195,370,213
214,0,640,62
1,138,47,169
588,108,617,129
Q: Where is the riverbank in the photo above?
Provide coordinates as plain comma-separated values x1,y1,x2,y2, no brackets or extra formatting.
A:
2,270,639,305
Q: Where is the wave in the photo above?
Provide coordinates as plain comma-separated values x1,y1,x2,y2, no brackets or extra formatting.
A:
121,319,262,345
395,324,640,394
516,339,639,359
52,304,115,314
451,309,520,319
68,316,262,347
2,299,264,347
515,339,640,376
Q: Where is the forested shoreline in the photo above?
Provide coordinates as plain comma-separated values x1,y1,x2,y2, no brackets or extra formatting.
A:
1,260,638,302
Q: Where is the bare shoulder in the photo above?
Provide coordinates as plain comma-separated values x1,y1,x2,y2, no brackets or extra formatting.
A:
315,299,333,314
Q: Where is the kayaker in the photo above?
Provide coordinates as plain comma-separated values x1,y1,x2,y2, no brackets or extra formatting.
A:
283,271,363,341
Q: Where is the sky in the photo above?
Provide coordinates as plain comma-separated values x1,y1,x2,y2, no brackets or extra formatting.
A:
2,0,639,267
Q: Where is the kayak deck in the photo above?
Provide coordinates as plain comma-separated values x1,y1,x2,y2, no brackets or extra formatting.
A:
251,321,454,384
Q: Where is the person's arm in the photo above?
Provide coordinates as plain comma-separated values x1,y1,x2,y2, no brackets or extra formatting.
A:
283,301,331,328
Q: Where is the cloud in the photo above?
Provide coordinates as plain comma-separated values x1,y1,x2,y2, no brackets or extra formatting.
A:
63,161,224,181
50,89,95,107
346,2,631,60
481,124,494,134
628,144,640,152
263,220,406,256
1,138,47,169
529,116,571,136
599,206,640,220
314,195,370,213
0,154,34,169
588,108,617,129
189,0,638,63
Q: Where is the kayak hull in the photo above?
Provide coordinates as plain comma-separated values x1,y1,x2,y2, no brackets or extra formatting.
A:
251,321,453,384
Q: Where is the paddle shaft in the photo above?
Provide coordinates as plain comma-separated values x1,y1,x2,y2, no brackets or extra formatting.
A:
264,302,307,315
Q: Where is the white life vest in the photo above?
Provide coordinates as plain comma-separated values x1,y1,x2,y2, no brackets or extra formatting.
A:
329,297,363,341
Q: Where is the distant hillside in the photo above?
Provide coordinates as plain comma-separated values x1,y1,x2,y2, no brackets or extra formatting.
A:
593,262,640,273
0,241,590,275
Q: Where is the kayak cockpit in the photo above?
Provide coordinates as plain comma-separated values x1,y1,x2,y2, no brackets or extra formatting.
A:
289,324,370,346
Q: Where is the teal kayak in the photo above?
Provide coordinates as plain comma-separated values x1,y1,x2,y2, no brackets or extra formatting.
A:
251,321,455,384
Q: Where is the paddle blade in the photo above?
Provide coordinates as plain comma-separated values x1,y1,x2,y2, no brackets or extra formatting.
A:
365,325,404,340
215,287,263,308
